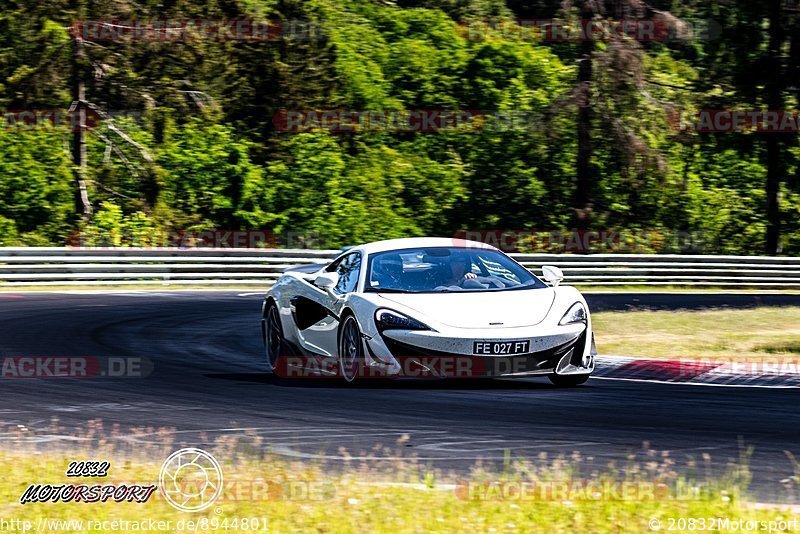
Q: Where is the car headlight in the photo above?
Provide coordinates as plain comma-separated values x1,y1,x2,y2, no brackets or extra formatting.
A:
375,309,430,332
559,302,587,325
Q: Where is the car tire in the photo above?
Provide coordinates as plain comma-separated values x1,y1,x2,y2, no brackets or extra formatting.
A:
338,313,364,383
548,373,590,388
264,301,286,371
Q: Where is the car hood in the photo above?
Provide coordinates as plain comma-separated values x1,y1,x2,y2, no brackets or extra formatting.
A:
376,289,556,329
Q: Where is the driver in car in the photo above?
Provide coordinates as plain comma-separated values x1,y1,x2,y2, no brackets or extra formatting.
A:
442,254,478,287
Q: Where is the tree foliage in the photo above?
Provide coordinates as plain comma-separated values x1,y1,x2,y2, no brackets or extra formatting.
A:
0,0,798,254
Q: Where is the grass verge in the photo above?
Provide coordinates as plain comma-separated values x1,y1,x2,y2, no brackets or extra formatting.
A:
593,306,800,360
0,434,798,533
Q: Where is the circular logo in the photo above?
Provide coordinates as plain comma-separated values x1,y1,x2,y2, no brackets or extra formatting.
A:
159,448,223,512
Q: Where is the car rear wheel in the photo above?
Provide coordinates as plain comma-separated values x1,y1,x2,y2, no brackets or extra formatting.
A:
338,314,363,383
549,373,590,387
264,302,285,370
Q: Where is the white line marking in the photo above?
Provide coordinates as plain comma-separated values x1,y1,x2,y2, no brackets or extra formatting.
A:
416,440,603,453
591,376,800,388
267,444,599,462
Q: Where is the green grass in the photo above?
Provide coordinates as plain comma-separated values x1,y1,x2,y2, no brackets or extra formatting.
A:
594,306,800,360
0,421,797,533
0,453,785,533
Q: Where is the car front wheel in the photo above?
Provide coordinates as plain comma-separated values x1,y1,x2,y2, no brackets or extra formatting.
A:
264,302,285,370
338,314,363,383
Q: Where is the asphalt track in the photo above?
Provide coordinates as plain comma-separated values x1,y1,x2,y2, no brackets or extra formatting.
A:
0,291,798,503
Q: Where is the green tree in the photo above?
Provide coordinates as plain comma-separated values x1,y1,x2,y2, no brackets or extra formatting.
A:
159,117,263,230
0,128,73,244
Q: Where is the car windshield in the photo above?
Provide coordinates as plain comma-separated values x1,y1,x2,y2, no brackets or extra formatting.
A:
365,247,547,293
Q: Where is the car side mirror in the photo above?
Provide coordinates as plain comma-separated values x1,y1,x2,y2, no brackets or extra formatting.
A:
314,272,339,293
541,265,564,287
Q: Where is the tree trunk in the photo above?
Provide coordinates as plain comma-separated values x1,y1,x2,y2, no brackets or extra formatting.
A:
765,0,784,254
71,20,92,220
574,2,594,230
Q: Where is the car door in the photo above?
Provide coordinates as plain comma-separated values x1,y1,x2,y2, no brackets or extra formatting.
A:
291,251,362,358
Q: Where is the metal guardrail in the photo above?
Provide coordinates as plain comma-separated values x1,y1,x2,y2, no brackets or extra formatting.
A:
0,248,798,288
512,253,800,288
0,248,335,286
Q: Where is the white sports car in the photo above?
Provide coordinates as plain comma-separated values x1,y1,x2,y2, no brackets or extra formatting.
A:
261,237,596,386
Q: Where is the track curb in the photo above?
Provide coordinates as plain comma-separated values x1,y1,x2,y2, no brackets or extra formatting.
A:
595,355,800,387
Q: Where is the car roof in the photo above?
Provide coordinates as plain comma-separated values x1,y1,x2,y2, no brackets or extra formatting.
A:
354,237,498,255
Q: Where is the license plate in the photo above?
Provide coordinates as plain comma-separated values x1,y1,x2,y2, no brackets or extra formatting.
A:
473,340,530,356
